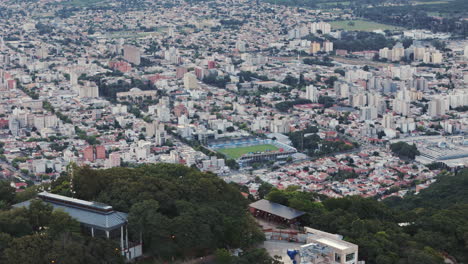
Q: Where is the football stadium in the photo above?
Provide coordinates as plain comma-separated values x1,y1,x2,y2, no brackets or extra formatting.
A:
208,137,297,167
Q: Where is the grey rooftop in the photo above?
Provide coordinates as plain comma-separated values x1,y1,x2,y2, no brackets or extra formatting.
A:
250,199,306,220
13,192,128,231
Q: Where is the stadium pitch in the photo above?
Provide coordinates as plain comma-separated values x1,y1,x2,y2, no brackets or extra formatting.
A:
217,144,279,159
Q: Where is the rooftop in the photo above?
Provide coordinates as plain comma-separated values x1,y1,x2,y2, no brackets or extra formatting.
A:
250,199,306,220
13,192,128,231
37,192,113,213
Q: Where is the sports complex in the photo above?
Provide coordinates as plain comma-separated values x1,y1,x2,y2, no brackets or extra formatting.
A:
207,137,297,167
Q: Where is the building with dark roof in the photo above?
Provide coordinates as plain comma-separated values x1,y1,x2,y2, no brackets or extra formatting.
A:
249,199,305,225
13,192,142,260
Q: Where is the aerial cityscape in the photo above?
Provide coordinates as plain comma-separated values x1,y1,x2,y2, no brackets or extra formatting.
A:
0,0,467,263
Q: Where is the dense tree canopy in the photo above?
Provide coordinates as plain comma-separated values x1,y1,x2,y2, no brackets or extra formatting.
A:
4,164,468,263
0,180,15,210
333,31,396,52
390,141,420,160
288,126,356,157
264,169,468,264
0,199,124,264
275,99,312,112
69,164,265,259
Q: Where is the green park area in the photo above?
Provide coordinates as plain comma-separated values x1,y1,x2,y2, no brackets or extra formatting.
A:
329,20,405,31
58,0,107,7
218,144,279,159
411,0,451,5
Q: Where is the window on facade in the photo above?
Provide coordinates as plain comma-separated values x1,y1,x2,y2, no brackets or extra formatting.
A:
346,253,355,261
335,253,341,262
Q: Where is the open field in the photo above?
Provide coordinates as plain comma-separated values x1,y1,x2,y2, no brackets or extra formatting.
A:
329,20,405,31
57,0,107,7
411,0,451,5
319,1,351,6
218,144,279,159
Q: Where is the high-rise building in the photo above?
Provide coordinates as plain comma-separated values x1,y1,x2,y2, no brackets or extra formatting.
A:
106,152,121,168
235,40,246,52
382,113,395,129
305,85,319,103
334,81,349,99
207,61,216,69
310,42,321,54
428,96,448,117
183,73,198,90
323,41,333,53
0,36,4,51
360,106,377,121
413,46,426,61
310,22,331,34
391,43,404,61
431,51,442,64
411,78,428,91
33,115,58,130
95,146,106,160
270,118,290,133
176,67,188,79
8,118,20,136
7,79,16,90
448,89,468,108
123,45,141,65
379,47,390,60
70,71,78,87
423,52,431,63
78,82,99,98
168,27,176,38
157,105,171,122
194,66,205,79
288,28,301,39
83,146,95,162
155,128,167,146
163,47,180,64
352,93,367,107
393,98,410,116
36,45,49,59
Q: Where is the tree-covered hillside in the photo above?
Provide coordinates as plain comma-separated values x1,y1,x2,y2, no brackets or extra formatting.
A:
0,196,124,264
264,169,468,264
384,169,468,210
66,164,265,259
0,164,272,263
2,165,468,263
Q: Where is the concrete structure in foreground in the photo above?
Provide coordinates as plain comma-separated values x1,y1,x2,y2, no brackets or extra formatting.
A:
250,199,305,227
297,227,359,264
13,192,142,261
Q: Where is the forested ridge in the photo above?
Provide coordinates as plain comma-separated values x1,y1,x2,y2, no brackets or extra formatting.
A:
63,164,267,259
0,164,275,263
1,165,467,263
0,182,125,264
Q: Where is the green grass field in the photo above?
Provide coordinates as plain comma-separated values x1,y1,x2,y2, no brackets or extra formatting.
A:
411,0,451,5
58,0,107,7
319,1,351,6
329,20,405,31
218,144,279,159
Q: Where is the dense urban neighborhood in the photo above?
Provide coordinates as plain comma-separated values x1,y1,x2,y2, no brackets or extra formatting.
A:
0,0,467,263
